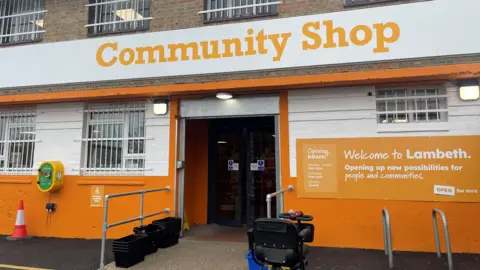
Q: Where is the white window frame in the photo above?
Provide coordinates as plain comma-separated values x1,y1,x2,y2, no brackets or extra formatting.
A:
0,0,47,45
0,108,37,175
200,0,281,22
85,0,153,35
80,101,148,176
375,86,448,125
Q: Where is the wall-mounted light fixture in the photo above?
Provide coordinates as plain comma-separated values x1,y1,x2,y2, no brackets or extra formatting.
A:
458,78,479,101
216,92,233,100
153,99,169,115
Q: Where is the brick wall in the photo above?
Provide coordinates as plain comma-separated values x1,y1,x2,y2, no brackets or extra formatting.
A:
44,0,87,42
42,0,427,43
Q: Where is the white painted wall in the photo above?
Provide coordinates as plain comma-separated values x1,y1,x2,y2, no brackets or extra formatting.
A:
32,100,171,176
180,95,280,118
288,83,480,177
145,100,170,176
34,102,84,175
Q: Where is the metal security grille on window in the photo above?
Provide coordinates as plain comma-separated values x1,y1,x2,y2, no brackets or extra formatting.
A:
86,0,151,35
81,102,146,176
203,0,279,22
0,0,46,45
375,88,448,124
0,109,36,175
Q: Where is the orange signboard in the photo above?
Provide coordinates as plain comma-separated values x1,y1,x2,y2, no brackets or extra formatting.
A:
296,135,480,202
90,185,105,207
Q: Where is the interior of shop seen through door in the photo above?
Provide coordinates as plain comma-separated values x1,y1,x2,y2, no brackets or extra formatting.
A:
208,116,277,228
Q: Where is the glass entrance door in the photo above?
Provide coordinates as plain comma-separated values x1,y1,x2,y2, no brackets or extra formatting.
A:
245,119,276,227
209,119,245,227
208,117,276,227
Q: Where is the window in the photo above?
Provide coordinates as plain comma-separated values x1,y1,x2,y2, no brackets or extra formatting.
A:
86,0,151,36
375,87,448,124
0,108,36,174
81,102,146,176
203,0,279,23
0,0,45,45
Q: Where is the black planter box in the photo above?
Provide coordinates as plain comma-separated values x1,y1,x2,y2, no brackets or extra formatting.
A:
152,217,182,235
152,217,181,248
156,233,179,249
112,234,147,268
133,224,166,255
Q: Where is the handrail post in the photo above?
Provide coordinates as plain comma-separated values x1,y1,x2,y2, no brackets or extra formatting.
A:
98,186,171,270
432,208,453,270
382,208,393,268
266,185,294,218
139,192,145,226
99,195,110,270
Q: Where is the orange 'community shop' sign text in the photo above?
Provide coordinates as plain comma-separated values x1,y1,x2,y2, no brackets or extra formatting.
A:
296,136,480,202
96,20,400,67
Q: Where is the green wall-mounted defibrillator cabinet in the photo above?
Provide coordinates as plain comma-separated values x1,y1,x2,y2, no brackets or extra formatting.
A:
37,161,65,193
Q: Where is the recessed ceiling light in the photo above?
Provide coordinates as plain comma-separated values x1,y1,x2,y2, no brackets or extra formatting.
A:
217,141,227,144
216,92,233,100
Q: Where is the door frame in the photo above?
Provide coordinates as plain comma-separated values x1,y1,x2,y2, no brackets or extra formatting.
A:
176,95,283,234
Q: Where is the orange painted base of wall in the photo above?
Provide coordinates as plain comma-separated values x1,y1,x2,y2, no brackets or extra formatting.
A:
283,183,480,254
0,175,174,239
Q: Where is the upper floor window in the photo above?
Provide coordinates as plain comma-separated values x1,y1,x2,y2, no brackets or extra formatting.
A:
0,0,46,45
86,0,151,36
375,87,448,124
203,0,279,23
80,102,146,176
0,108,36,175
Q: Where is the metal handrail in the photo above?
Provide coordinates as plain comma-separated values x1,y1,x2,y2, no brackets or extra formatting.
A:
432,208,453,270
266,185,294,218
99,186,171,270
382,208,393,268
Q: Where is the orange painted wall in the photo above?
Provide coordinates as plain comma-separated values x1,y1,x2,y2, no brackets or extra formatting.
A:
0,100,179,239
279,92,480,254
0,176,173,239
184,119,209,225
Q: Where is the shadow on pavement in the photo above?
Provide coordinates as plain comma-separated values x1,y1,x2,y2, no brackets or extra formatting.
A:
0,235,113,270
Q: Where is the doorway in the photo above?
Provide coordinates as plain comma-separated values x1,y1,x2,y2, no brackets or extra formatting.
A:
207,116,277,228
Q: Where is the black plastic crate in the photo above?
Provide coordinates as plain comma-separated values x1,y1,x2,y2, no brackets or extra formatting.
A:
152,217,182,235
156,233,179,249
298,223,315,243
133,224,166,255
112,234,146,268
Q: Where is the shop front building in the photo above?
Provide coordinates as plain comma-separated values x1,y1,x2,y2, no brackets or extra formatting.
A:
0,0,479,253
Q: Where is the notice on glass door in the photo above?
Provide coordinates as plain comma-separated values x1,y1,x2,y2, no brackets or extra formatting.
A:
228,160,239,171
299,144,338,193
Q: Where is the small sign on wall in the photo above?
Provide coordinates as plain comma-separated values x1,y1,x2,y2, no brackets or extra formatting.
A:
90,185,105,207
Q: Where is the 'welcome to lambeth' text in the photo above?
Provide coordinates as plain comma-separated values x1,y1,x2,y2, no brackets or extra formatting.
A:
96,20,400,67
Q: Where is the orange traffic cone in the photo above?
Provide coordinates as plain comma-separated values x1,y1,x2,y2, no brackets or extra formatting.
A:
6,200,32,240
